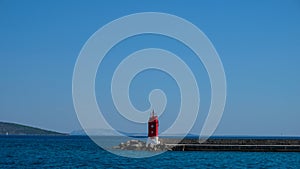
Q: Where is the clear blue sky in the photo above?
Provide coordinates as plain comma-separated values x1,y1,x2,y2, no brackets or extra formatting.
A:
1,0,299,136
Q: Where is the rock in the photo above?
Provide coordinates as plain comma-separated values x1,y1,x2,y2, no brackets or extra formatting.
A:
112,146,120,149
130,140,139,144
113,139,172,151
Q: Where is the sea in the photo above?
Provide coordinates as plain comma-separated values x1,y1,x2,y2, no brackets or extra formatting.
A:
1,136,300,168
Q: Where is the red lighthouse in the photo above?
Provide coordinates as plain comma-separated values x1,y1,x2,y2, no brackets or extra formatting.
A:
146,110,160,146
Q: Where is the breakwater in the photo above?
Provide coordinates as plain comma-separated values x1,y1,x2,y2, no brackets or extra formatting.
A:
114,138,300,152
165,138,300,152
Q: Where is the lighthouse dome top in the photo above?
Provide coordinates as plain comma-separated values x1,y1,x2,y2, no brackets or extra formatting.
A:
148,110,158,122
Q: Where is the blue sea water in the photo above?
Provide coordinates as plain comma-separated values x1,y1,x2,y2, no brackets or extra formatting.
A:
1,136,300,168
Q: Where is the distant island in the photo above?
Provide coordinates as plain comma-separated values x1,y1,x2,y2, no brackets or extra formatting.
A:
0,122,67,136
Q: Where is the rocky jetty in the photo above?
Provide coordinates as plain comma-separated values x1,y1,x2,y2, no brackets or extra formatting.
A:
113,138,300,152
113,139,172,151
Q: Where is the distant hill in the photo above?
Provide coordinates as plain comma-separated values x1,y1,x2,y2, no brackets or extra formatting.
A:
70,129,120,136
0,122,66,136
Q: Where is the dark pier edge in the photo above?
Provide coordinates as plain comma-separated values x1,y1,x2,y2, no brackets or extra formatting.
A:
161,138,300,152
170,144,300,152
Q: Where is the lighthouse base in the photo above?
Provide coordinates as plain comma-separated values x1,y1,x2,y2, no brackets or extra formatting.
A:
146,136,160,146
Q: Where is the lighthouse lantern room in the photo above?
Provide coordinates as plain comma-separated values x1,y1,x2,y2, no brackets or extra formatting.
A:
146,110,160,146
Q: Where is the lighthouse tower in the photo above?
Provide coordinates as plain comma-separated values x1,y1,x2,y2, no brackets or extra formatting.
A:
146,110,160,146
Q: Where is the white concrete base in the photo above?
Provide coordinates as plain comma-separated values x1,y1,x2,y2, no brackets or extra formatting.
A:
146,136,160,146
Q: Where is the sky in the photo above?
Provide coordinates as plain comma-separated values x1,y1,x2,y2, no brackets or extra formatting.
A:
0,0,300,136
